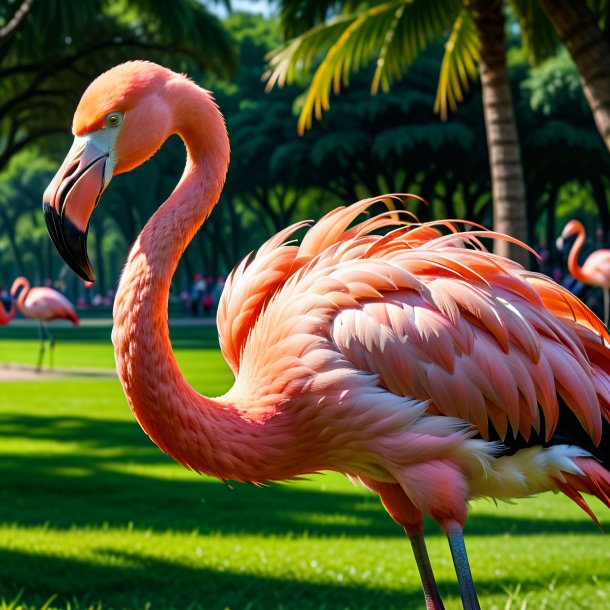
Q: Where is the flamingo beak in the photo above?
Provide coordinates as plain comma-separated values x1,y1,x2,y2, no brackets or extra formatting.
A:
556,236,564,252
43,135,113,282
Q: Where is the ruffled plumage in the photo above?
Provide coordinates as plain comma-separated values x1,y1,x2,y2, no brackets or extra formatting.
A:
219,198,610,441
217,198,610,519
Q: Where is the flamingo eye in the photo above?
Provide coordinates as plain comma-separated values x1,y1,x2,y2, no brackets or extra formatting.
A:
105,112,123,128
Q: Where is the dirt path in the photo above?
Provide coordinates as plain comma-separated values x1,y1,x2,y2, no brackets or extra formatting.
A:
0,362,117,381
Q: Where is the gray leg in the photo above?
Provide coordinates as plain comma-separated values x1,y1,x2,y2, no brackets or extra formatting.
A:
36,322,45,372
47,325,55,370
446,523,480,610
408,531,445,610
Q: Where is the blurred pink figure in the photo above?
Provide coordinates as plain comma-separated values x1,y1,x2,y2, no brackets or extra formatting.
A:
0,299,15,326
561,220,610,324
10,276,79,371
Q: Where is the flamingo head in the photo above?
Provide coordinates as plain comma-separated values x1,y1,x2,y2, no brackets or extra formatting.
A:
10,276,29,298
557,219,584,252
43,61,176,282
561,219,584,240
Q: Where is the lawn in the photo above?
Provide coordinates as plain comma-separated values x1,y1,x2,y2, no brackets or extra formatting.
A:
0,321,608,610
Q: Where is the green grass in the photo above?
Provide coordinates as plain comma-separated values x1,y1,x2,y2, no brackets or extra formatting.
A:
0,321,609,609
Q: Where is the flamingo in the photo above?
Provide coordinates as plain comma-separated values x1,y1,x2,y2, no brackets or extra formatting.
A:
42,62,610,610
10,276,79,371
0,296,15,326
560,219,610,325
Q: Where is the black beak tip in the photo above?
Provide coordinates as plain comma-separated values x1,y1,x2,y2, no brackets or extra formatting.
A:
43,202,96,283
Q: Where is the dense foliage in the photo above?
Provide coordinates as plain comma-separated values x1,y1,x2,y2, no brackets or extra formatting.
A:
0,3,608,305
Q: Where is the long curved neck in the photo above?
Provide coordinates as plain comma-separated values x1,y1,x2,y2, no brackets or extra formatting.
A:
567,226,588,283
113,82,275,482
13,277,30,316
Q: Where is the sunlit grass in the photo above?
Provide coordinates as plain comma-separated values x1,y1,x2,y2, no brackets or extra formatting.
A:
0,321,608,609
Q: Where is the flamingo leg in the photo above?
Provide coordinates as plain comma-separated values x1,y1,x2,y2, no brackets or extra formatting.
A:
445,522,480,610
408,531,445,610
368,480,445,609
48,326,55,370
603,288,609,327
36,321,46,372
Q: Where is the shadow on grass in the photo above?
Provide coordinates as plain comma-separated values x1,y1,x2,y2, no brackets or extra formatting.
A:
0,413,606,539
1,543,608,610
0,324,220,349
0,545,443,610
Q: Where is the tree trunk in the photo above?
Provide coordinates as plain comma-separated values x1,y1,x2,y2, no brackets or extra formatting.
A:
540,0,610,152
470,0,529,267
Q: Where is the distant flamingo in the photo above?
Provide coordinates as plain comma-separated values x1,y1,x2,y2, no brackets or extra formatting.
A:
43,62,610,610
560,219,610,325
10,277,79,371
0,297,15,326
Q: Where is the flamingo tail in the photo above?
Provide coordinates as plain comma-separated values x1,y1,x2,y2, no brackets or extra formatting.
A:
555,457,610,530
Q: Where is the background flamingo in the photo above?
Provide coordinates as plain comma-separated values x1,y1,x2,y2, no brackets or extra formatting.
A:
10,276,79,371
560,219,610,325
0,297,15,326
43,62,610,610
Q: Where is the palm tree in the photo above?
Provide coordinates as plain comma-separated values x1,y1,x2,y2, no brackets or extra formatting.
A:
539,0,610,154
267,0,557,266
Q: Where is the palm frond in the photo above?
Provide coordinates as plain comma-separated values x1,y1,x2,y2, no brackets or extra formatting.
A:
372,0,460,94
267,0,458,134
265,15,356,91
510,0,558,65
434,8,480,120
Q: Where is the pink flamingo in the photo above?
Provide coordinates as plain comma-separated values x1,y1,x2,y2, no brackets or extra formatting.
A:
10,276,79,371
0,296,15,326
42,62,610,610
560,219,610,325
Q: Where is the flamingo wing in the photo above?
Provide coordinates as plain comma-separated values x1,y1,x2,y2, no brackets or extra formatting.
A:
217,196,442,375
330,278,608,446
328,235,610,446
222,199,610,450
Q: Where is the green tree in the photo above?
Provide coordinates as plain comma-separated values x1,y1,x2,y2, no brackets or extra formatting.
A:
0,0,235,175
266,0,559,266
0,149,56,279
539,0,610,154
519,49,610,266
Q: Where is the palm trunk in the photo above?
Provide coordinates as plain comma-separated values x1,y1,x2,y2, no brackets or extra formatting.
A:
470,0,529,267
540,0,610,152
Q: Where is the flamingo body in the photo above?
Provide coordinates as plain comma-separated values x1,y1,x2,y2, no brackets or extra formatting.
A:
11,278,78,325
577,249,610,287
17,285,79,324
215,203,610,500
43,62,610,610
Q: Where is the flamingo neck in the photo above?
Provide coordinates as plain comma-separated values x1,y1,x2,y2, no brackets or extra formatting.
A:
567,227,588,284
112,83,268,481
13,277,30,316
